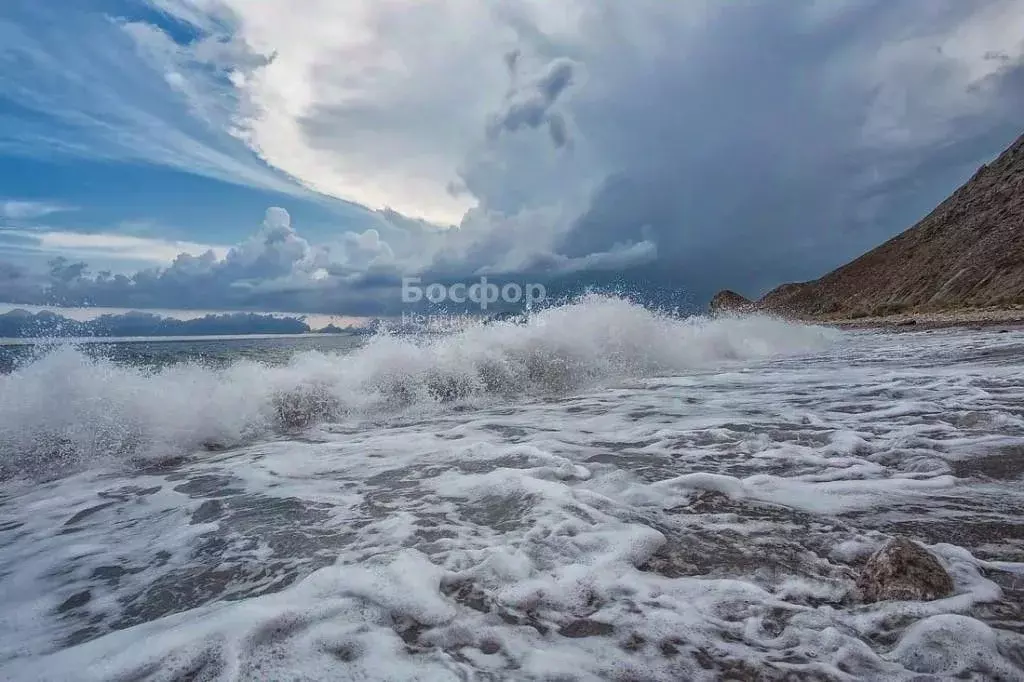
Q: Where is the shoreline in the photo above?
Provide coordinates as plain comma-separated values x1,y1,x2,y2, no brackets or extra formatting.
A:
800,307,1024,331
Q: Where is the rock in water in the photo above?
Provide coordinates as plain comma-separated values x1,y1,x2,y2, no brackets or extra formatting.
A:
857,537,954,602
709,290,754,315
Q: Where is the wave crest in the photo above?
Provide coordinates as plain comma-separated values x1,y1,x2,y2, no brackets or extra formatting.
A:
0,296,835,479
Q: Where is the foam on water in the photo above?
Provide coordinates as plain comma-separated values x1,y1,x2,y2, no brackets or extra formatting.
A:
2,305,1024,680
0,296,833,479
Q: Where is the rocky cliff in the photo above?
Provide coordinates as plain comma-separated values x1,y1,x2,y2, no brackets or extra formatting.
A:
737,132,1024,319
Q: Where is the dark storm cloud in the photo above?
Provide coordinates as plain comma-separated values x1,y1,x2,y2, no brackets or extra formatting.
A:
488,57,579,149
544,1,1024,300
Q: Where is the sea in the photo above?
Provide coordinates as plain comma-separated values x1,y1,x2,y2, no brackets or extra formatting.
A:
0,296,1022,681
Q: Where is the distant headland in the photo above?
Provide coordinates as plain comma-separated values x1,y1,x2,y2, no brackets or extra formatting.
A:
0,308,366,338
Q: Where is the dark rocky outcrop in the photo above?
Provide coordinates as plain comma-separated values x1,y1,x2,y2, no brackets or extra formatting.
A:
709,290,754,315
750,132,1024,319
857,537,954,603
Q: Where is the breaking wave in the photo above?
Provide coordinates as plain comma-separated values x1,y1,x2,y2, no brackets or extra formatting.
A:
0,296,835,478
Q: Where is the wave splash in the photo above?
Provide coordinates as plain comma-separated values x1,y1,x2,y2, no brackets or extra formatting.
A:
0,296,834,478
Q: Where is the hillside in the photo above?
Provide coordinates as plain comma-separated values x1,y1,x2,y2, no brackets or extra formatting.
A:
754,132,1024,319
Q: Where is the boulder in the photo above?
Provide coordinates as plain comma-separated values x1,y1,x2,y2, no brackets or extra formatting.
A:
857,537,954,603
709,290,754,315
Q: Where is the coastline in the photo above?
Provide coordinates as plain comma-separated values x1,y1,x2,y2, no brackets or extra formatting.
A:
800,306,1024,331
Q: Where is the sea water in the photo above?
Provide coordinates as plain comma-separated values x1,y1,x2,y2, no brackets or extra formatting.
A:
0,296,1022,680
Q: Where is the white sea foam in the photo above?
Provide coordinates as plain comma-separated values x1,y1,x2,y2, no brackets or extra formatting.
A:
1,314,1023,680
0,296,833,479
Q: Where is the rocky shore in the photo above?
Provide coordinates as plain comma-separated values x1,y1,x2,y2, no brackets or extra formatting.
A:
809,306,1024,331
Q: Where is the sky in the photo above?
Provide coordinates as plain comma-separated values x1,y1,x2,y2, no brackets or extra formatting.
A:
0,0,1022,316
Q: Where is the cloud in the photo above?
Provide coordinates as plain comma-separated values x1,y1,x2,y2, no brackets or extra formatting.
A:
488,56,579,148
0,3,324,202
0,200,73,221
26,230,227,264
0,260,43,303
544,0,1024,299
0,225,227,276
0,206,639,314
0,208,380,313
2,0,1023,313
339,229,396,271
132,0,514,224
134,0,1023,301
